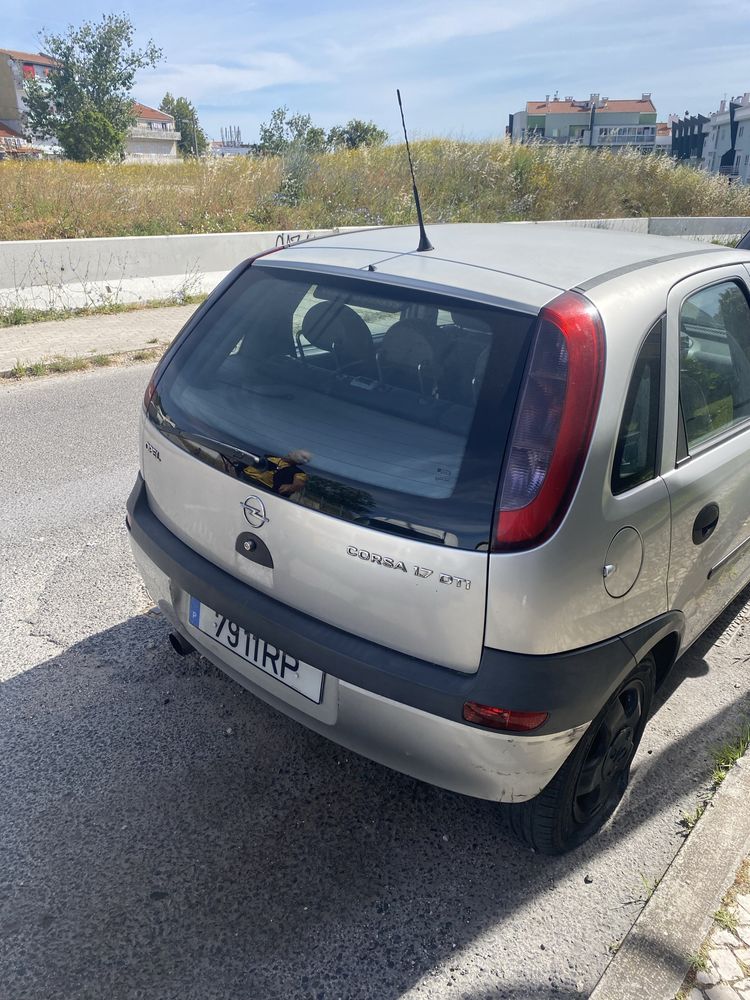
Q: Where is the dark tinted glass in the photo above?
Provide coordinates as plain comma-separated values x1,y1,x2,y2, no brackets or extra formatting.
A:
680,281,750,450
149,263,534,549
611,320,662,495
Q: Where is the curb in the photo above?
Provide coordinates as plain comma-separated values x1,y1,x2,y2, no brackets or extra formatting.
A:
0,341,167,378
590,753,750,1000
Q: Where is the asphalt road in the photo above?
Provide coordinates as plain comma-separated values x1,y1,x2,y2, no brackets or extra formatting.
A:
1,365,750,1000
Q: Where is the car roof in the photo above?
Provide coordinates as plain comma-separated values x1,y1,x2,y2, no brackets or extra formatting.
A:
267,223,738,312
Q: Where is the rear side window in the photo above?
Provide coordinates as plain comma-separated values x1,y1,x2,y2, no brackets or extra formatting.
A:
680,281,750,450
611,320,662,494
149,263,534,549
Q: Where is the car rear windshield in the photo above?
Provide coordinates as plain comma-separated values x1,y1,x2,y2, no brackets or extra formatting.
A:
149,261,534,549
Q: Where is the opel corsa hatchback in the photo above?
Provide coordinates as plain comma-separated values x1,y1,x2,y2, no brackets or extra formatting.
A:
127,223,750,854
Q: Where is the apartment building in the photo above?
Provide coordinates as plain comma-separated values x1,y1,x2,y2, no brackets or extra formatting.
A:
1,48,180,160
125,102,180,161
509,93,658,151
0,48,57,147
671,113,709,164
702,94,750,183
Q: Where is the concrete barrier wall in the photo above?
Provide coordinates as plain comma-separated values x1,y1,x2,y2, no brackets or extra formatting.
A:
649,216,750,237
1,218,749,313
0,228,359,311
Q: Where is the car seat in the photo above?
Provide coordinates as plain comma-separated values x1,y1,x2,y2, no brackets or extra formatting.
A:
299,301,377,377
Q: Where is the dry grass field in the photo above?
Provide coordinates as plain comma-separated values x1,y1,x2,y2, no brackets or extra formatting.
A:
3,140,750,241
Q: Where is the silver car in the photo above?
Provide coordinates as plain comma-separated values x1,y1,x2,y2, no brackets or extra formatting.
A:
127,223,750,854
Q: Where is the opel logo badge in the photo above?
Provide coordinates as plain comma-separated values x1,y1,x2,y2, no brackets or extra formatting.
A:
241,495,269,528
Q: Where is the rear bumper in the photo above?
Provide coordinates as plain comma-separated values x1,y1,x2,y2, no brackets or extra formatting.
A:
126,474,677,802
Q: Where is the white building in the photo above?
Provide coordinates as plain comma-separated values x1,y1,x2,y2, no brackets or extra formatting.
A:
508,94,659,151
655,120,674,153
703,93,750,182
125,102,180,162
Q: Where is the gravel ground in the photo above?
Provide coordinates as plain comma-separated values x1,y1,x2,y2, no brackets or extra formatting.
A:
1,365,750,1000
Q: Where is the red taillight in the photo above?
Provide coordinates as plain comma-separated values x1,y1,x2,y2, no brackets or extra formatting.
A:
463,702,549,732
493,290,604,551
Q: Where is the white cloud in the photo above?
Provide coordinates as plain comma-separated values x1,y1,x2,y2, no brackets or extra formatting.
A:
136,49,330,107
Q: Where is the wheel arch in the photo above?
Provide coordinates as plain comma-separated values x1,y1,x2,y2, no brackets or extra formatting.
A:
620,611,685,689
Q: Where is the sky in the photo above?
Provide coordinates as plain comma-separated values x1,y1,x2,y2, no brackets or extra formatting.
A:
6,0,750,142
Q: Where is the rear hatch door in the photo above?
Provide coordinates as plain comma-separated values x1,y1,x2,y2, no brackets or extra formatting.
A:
143,260,534,673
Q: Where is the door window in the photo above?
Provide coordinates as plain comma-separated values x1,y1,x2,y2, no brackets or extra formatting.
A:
612,320,662,494
679,281,750,450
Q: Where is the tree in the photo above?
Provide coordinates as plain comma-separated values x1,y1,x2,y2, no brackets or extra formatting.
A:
327,119,388,150
25,14,162,161
160,93,208,157
257,107,327,157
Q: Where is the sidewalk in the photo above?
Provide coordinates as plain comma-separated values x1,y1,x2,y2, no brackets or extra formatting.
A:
683,863,750,1000
683,894,750,1000
590,753,750,1000
0,303,197,373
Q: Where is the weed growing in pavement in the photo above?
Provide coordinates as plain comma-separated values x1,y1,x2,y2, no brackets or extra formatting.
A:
677,722,750,839
0,294,207,328
639,873,659,902
5,346,163,380
688,950,709,973
713,907,738,932
679,802,707,833
711,722,750,785
48,355,88,373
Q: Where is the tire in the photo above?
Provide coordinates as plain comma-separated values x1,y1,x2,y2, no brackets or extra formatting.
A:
507,654,656,855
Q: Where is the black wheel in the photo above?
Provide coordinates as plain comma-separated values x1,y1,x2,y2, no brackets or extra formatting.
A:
507,655,655,855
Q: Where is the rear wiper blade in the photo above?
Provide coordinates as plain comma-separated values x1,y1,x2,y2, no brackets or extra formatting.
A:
161,426,266,469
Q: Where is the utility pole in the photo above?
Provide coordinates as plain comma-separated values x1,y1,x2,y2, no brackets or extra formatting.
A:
192,111,198,157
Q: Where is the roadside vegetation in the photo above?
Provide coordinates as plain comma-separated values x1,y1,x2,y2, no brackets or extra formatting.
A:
5,345,163,380
679,721,750,834
4,141,750,241
0,294,206,328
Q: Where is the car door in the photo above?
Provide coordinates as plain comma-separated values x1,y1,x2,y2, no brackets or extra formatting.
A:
662,266,750,649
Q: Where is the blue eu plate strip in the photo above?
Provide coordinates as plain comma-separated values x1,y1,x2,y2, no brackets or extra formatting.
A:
189,596,201,627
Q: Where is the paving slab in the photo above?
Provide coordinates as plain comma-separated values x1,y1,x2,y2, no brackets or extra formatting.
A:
0,303,196,372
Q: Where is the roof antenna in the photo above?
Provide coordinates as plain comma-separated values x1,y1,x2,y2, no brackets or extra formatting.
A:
396,89,433,252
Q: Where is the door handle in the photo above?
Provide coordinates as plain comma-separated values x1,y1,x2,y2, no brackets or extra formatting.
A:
692,502,720,545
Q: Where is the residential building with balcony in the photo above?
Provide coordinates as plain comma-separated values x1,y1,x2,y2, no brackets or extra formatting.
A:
0,121,41,159
508,93,658,151
655,121,673,153
1,49,180,160
671,112,709,164
0,48,57,148
125,102,180,161
703,94,750,183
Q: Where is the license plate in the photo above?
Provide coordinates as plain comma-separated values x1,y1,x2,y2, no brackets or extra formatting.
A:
188,596,325,704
